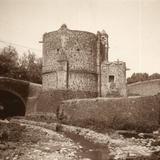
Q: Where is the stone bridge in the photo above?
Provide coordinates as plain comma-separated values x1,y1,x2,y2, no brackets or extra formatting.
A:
0,77,42,119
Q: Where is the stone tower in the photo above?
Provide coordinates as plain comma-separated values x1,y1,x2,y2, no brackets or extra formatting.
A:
42,24,97,97
42,24,127,97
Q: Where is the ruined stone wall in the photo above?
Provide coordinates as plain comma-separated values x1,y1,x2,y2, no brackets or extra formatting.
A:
101,61,127,97
42,25,97,93
127,79,160,96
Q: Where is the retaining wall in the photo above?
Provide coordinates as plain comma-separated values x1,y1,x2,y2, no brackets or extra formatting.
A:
59,95,160,132
127,79,160,96
36,89,97,113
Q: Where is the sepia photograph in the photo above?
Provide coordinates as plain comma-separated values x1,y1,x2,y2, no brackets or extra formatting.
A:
0,0,160,159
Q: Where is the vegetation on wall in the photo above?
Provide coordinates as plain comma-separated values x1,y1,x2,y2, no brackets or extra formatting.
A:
0,46,42,84
127,73,160,84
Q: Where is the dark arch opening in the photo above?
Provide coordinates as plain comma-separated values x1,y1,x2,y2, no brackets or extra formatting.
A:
0,90,25,119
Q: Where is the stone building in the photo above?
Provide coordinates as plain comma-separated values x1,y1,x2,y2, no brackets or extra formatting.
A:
42,24,127,97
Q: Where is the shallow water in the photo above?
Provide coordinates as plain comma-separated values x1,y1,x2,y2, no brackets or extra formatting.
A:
64,132,112,160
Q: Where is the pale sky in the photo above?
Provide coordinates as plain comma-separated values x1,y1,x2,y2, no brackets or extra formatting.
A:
0,0,160,77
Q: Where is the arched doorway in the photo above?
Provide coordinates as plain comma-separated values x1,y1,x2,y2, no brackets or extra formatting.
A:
0,90,25,119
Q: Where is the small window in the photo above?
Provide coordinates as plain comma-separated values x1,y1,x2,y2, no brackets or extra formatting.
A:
57,49,59,51
109,75,114,82
77,48,80,51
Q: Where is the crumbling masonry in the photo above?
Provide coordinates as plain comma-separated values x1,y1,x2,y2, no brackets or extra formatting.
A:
42,24,127,97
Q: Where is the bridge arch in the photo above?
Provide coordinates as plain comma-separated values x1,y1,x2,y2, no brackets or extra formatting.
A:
0,89,26,119
0,77,42,116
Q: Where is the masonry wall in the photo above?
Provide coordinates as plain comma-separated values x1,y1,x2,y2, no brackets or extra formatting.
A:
59,95,160,132
26,83,42,114
42,25,98,93
68,72,97,92
42,73,57,89
36,89,97,113
127,79,160,96
101,61,127,97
